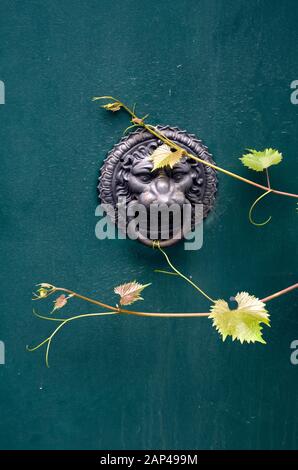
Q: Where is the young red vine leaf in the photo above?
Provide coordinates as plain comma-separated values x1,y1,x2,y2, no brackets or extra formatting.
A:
114,281,151,306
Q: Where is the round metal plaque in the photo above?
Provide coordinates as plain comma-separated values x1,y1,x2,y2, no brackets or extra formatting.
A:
98,126,217,247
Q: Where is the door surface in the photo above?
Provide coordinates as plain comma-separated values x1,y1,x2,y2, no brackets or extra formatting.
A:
0,0,297,450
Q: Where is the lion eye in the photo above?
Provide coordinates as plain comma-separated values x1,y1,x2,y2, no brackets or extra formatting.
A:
138,174,152,183
173,172,185,182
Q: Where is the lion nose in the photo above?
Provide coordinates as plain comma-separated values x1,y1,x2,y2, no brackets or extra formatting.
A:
155,177,171,195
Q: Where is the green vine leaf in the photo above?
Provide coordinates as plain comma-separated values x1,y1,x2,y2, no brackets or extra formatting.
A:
92,97,123,112
240,148,283,172
101,101,122,112
209,292,270,344
150,144,185,170
114,281,151,306
32,283,55,300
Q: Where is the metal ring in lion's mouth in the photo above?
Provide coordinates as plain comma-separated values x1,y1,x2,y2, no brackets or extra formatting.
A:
98,125,218,247
136,230,186,248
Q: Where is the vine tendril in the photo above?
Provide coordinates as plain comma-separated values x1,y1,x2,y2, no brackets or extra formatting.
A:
156,244,216,303
27,311,117,367
248,189,273,227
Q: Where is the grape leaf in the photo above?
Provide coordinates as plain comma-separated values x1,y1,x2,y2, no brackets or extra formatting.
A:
209,292,270,344
101,101,122,112
150,144,185,170
52,293,73,313
35,287,48,299
114,281,151,306
240,148,283,172
52,294,68,311
92,97,123,112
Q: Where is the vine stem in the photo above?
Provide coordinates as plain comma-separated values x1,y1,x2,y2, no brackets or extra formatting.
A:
93,96,298,199
261,283,298,303
266,168,271,189
52,282,297,319
53,288,210,317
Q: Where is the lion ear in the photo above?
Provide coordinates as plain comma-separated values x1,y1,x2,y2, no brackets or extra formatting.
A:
190,169,197,180
117,155,133,182
116,167,128,183
122,171,129,182
122,155,133,169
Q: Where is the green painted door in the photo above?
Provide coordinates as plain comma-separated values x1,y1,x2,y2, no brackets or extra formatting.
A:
0,0,297,450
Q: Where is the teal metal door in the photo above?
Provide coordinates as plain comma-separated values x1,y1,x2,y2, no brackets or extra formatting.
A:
0,0,297,450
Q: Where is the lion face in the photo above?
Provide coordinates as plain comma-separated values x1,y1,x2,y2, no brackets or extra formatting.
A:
114,154,206,243
127,156,195,207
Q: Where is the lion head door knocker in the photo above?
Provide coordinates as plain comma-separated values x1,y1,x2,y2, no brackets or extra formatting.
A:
98,126,217,247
